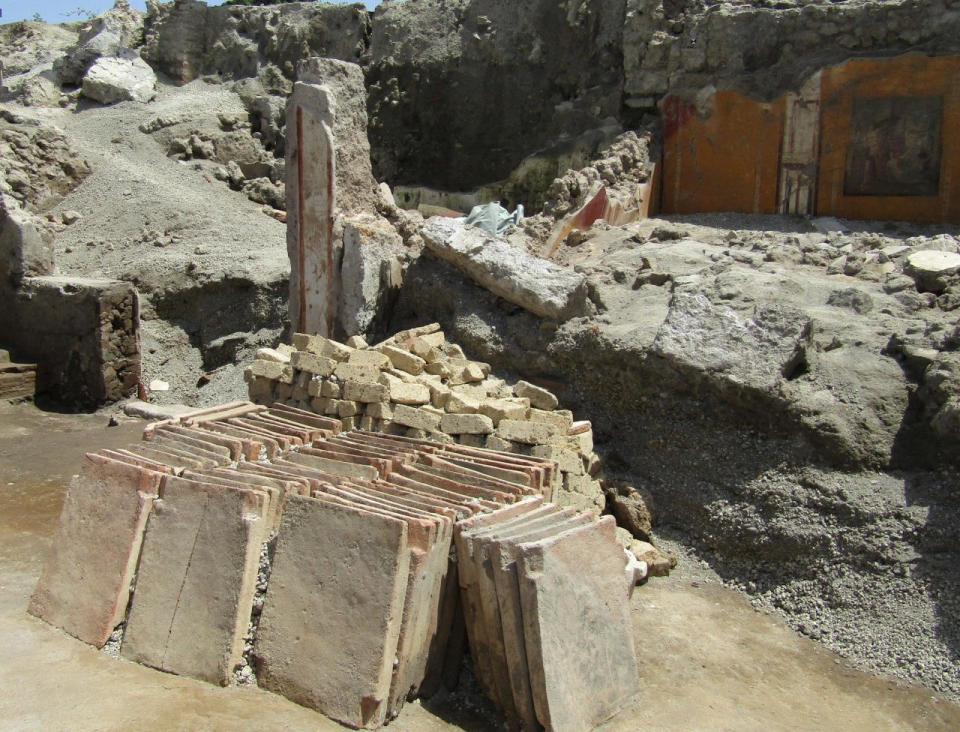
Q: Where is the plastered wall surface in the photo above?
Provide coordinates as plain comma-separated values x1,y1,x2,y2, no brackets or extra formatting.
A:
817,55,960,223
661,54,960,224
662,92,784,215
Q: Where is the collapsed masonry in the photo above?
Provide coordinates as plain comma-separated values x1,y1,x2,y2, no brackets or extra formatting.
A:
245,323,606,515
29,396,643,730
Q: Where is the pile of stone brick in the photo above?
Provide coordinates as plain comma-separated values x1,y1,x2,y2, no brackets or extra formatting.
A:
0,348,36,401
244,323,605,514
29,399,639,730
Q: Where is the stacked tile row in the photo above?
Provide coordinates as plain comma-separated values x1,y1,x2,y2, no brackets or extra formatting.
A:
244,323,605,512
457,502,640,730
30,399,637,729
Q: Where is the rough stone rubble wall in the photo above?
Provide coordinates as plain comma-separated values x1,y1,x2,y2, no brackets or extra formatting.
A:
624,0,960,111
138,0,960,196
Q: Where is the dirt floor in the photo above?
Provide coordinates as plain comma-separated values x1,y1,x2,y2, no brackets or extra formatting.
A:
1,401,958,730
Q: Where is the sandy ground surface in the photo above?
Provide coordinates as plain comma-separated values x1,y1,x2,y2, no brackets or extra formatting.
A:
1,401,959,731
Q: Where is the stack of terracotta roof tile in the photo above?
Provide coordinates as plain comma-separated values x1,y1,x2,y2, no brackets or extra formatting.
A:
29,399,639,729
457,502,640,730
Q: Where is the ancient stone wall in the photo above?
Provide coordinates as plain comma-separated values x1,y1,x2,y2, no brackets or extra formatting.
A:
139,0,960,204
661,54,960,223
140,0,371,83
623,0,960,113
1,277,140,409
365,0,627,190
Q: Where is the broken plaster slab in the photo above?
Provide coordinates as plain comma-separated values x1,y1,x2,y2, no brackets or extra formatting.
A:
421,216,590,321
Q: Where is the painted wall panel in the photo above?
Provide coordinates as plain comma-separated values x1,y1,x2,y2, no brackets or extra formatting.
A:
662,92,784,215
661,54,960,224
817,55,960,224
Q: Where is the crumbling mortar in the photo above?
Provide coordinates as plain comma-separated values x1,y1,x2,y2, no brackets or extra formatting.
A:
233,533,276,686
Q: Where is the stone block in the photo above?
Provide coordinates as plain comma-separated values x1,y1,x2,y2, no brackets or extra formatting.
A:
82,50,157,104
496,419,558,445
570,427,594,454
516,517,639,729
121,477,268,685
485,434,519,453
425,380,451,409
321,379,341,398
479,398,529,425
292,380,310,403
531,444,584,474
527,408,573,432
339,214,406,336
293,333,353,361
348,349,391,370
380,345,426,375
245,360,294,384
421,217,590,321
630,540,676,577
441,413,495,435
290,351,336,377
425,361,454,379
555,487,601,514
255,347,290,363
446,392,480,414
457,434,487,449
28,454,164,647
366,401,394,419
247,376,275,404
344,379,389,403
390,382,431,405
334,361,381,383
337,399,360,418
310,396,332,414
393,404,442,431
513,380,559,411
419,331,445,349
409,337,444,363
255,496,410,728
449,363,485,386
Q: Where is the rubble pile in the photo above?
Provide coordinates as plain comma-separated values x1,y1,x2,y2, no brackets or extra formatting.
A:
244,323,606,514
29,398,640,729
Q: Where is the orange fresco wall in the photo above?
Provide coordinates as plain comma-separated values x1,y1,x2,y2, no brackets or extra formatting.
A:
661,91,784,215
817,55,960,224
660,54,960,224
